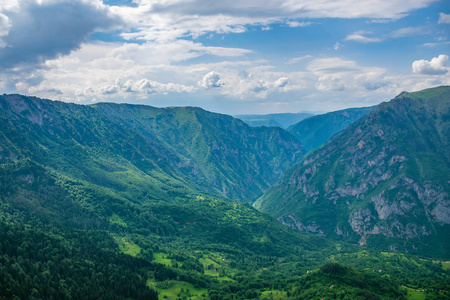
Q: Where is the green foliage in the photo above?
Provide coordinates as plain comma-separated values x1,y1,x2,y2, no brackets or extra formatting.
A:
0,221,158,300
257,86,450,258
292,263,404,299
92,102,304,202
0,91,449,299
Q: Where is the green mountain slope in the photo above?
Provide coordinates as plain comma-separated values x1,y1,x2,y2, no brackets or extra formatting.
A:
287,106,375,152
1,93,449,299
92,103,304,202
235,112,313,128
255,86,450,258
0,95,303,203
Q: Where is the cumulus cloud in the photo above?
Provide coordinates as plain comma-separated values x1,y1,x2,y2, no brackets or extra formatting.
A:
97,78,197,95
438,12,450,24
0,0,120,69
99,84,119,95
199,71,224,88
412,55,449,75
274,77,289,87
307,57,389,92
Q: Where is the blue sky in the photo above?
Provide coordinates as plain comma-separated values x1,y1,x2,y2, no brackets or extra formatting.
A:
0,0,449,114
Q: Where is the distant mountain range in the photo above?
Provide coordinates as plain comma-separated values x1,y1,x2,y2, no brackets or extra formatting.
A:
255,86,450,257
288,106,375,152
235,112,314,128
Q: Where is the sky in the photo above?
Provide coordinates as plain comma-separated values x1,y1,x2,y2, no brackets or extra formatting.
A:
0,0,449,115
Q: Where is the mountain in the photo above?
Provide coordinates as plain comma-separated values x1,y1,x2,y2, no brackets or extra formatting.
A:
235,112,313,128
288,106,376,152
0,94,332,298
1,93,449,299
236,118,283,128
91,103,304,202
255,86,450,258
0,95,303,203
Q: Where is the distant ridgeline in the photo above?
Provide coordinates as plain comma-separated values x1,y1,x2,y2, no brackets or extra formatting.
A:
287,106,376,152
256,86,450,258
234,112,313,129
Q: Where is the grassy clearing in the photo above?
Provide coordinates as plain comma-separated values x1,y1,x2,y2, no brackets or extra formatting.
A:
153,252,172,267
116,237,141,256
199,251,235,281
109,213,127,227
148,280,207,300
260,290,290,299
441,261,450,271
204,269,234,281
402,286,426,300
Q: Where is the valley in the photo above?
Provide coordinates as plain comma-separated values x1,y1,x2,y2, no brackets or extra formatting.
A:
0,87,449,299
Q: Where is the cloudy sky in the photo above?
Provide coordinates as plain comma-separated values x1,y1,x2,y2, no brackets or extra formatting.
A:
0,0,449,114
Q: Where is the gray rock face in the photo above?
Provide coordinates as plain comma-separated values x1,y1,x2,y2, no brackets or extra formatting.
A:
278,214,326,237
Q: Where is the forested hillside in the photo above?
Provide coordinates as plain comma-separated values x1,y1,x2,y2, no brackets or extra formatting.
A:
256,86,450,258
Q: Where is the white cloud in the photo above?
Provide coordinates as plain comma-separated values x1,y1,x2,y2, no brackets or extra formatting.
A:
112,0,437,42
368,19,395,24
131,79,195,94
423,41,450,47
99,84,119,95
334,42,342,51
412,55,449,75
344,27,428,44
199,71,224,88
438,12,450,24
307,57,389,92
344,31,383,43
286,21,312,27
274,77,289,87
288,55,313,64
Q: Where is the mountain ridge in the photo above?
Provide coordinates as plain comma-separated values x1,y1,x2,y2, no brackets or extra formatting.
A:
287,106,376,152
235,112,313,128
0,94,304,203
255,86,450,257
